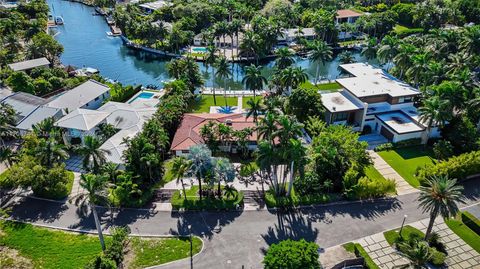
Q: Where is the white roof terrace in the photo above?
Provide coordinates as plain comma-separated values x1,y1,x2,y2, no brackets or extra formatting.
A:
376,111,424,134
337,63,419,98
321,91,364,113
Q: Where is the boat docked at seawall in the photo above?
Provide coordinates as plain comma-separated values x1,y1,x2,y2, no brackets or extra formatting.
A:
55,16,64,25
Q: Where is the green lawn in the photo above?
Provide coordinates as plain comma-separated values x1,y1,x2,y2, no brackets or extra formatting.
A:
445,213,480,253
191,95,238,113
393,24,423,35
377,147,436,188
364,165,385,181
0,221,108,269
242,95,262,108
161,159,176,185
0,221,204,269
384,225,424,245
299,81,342,92
171,185,244,210
343,242,379,269
128,236,202,269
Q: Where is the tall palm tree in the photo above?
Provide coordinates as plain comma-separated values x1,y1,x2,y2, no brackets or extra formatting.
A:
32,117,59,139
204,45,218,104
275,47,294,69
171,157,192,200
258,112,278,144
418,175,465,240
187,144,213,201
279,67,308,95
70,174,109,251
418,96,450,145
240,30,260,63
242,64,267,98
212,157,235,197
274,115,303,145
286,138,307,196
215,56,232,106
35,138,69,168
377,35,399,70
308,40,332,84
361,37,377,60
246,98,264,123
393,43,416,79
338,51,355,64
101,162,119,184
77,136,109,174
406,52,430,87
140,153,160,183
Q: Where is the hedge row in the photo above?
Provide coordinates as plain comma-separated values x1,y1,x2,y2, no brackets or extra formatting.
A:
417,150,480,183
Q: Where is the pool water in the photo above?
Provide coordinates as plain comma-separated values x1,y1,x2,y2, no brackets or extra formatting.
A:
128,92,154,103
192,47,207,53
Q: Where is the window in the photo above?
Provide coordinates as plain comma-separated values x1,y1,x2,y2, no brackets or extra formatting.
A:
399,96,413,103
333,112,348,122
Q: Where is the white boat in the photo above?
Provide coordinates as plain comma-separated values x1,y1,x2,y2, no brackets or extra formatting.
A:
55,16,64,25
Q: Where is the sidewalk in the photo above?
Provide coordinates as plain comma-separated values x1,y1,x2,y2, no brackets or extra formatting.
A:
355,217,480,268
368,150,418,195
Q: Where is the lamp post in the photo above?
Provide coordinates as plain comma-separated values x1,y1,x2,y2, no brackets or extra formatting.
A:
399,215,408,238
188,224,193,269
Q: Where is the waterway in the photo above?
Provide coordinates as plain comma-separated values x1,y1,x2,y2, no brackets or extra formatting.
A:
48,0,376,89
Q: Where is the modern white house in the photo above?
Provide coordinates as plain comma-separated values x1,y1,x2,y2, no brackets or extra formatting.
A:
138,0,171,14
47,80,110,111
321,63,440,144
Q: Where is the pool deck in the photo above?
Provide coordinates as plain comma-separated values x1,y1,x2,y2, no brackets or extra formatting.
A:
127,89,163,105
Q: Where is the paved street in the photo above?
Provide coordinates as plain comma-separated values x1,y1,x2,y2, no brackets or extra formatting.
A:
6,178,480,269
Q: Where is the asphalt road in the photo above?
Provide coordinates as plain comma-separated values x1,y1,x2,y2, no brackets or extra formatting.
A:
7,178,480,269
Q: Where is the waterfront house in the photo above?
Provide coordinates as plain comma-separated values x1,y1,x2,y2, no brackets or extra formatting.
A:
47,80,110,111
321,63,440,144
138,0,171,14
7,57,50,72
0,91,64,135
277,28,315,45
193,32,244,48
335,9,362,24
170,113,257,156
55,108,110,145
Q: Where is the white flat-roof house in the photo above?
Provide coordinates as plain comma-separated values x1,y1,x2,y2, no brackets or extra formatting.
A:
47,80,110,111
139,0,171,14
277,28,315,45
321,63,440,143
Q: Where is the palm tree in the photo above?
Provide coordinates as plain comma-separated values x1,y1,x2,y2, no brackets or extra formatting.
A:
377,35,399,70
286,138,307,196
274,115,303,145
460,26,480,56
275,47,294,69
338,51,355,64
95,123,117,143
242,64,267,98
418,175,465,240
101,162,119,184
32,117,59,139
204,45,218,104
279,67,308,95
418,96,450,145
406,52,430,87
215,56,232,106
0,103,17,148
212,157,235,197
246,98,264,123
240,30,260,63
70,174,109,251
361,37,377,60
308,40,332,84
258,112,278,144
171,157,192,200
35,138,69,168
187,144,213,201
0,147,16,168
396,241,432,268
77,136,109,174
140,153,160,183
393,43,416,79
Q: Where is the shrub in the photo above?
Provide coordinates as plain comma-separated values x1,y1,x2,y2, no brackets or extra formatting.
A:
394,138,422,148
351,176,396,199
104,227,129,265
417,150,480,183
293,172,321,196
374,143,393,152
84,255,116,269
430,248,446,266
462,212,480,235
263,239,321,269
433,140,454,160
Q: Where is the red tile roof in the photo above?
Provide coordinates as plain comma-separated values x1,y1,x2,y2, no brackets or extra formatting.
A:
336,9,362,19
170,113,257,152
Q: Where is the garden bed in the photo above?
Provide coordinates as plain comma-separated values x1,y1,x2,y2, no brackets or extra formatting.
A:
171,186,244,210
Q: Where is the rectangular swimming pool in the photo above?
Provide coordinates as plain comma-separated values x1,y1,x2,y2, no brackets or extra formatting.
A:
128,92,154,103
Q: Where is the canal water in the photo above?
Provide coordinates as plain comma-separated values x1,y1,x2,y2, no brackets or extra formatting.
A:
48,0,375,89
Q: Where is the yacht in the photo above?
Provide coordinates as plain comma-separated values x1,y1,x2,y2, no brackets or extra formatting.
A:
55,16,64,25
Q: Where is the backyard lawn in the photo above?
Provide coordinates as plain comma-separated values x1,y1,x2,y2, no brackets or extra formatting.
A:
242,95,263,108
299,81,342,92
0,221,203,269
191,95,238,113
377,147,436,188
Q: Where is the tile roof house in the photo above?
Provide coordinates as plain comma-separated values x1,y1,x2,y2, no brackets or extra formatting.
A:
336,9,362,24
47,80,110,111
170,113,257,156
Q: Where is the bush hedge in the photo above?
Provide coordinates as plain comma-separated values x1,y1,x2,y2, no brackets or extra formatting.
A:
264,188,332,208
350,176,396,199
462,212,480,236
263,239,321,269
171,186,244,210
417,150,480,183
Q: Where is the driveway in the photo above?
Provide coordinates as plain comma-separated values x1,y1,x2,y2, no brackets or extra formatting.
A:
5,178,480,269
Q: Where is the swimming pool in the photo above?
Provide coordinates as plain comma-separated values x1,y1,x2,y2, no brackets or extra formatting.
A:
128,92,154,103
192,47,207,53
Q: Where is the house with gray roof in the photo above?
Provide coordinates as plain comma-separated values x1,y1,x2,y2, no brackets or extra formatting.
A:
47,80,110,111
8,57,50,72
